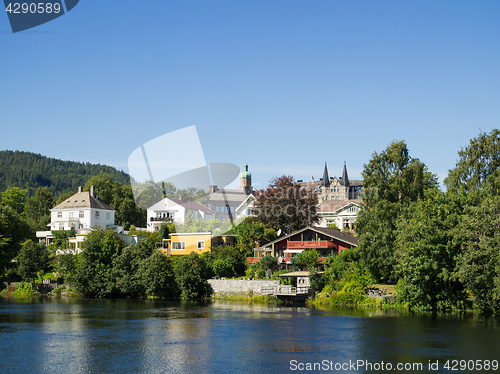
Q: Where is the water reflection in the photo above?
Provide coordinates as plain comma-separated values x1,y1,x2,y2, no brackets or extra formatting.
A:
0,298,499,373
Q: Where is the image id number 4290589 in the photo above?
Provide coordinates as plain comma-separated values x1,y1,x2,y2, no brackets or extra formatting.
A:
444,360,498,371
5,2,61,14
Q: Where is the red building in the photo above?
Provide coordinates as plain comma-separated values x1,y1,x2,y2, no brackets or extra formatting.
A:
250,226,358,265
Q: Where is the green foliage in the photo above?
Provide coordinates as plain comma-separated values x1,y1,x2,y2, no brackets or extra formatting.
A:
52,229,76,249
258,255,278,273
445,129,500,194
356,140,437,281
270,269,293,285
1,187,27,215
291,249,319,271
74,228,125,298
229,218,277,255
53,253,79,284
174,252,211,299
24,187,54,231
0,204,31,271
395,189,468,310
253,175,319,232
0,150,130,198
209,245,247,278
84,174,146,229
17,239,48,282
176,216,233,235
10,282,33,298
328,223,340,230
453,195,500,313
138,250,176,298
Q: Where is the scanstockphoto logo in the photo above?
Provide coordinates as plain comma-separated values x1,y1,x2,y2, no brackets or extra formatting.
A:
4,0,79,33
128,126,243,234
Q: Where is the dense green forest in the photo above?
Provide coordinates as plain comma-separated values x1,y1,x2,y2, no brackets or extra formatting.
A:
0,150,130,197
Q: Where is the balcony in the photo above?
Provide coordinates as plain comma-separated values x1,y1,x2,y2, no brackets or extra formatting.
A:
150,217,174,223
286,241,336,249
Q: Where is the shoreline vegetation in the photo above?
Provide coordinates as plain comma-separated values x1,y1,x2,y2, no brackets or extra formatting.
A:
3,131,500,315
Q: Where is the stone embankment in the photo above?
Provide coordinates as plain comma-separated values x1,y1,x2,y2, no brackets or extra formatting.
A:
208,279,279,295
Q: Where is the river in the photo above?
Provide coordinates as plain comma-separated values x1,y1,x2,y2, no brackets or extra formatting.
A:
0,298,498,373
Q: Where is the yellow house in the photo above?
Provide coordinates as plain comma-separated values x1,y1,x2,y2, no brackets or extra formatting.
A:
158,233,237,257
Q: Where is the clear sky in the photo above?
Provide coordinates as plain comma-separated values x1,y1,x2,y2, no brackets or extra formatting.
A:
1,1,499,189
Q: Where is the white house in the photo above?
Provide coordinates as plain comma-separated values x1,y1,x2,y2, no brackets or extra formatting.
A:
147,197,215,232
316,200,362,230
36,186,116,245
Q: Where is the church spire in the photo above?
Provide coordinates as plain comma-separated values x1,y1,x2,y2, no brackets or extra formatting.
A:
321,162,329,187
340,161,350,186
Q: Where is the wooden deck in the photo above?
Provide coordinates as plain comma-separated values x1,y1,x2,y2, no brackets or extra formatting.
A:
261,286,311,301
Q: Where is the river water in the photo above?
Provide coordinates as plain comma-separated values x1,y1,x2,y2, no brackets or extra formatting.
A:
0,298,499,373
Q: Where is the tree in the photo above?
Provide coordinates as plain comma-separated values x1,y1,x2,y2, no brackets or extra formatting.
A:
445,129,500,194
253,175,319,232
356,140,437,281
229,218,277,255
74,228,125,298
138,250,176,298
24,187,55,231
0,205,31,272
395,189,468,309
1,187,27,215
291,249,319,271
17,239,48,282
174,252,211,299
453,195,500,313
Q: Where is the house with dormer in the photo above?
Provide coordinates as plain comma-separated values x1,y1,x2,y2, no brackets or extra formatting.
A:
36,186,116,245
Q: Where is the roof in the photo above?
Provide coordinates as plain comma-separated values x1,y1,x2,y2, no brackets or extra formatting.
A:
317,200,362,213
207,189,250,204
258,225,358,248
170,199,215,215
51,191,115,211
278,271,324,277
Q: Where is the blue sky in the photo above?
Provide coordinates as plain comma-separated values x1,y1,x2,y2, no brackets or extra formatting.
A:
1,1,499,189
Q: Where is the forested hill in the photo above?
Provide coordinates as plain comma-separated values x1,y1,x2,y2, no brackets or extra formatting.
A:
0,150,130,197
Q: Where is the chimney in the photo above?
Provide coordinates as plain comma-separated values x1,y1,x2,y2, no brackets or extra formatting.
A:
78,186,82,193
90,185,95,198
209,185,218,194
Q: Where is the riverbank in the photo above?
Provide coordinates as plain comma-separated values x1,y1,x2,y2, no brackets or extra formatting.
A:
1,282,78,298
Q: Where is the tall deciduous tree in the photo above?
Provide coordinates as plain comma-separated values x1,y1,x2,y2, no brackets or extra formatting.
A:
395,189,468,309
17,239,48,282
356,140,437,281
24,187,55,231
253,175,318,232
445,129,500,194
0,205,31,271
74,228,125,298
453,195,500,313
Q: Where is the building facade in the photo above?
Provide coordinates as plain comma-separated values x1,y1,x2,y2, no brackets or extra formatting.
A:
146,197,215,232
206,164,254,222
36,186,116,245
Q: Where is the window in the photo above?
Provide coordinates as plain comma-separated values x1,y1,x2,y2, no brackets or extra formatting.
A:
57,212,62,218
79,224,83,229
106,212,110,220
349,206,357,212
69,212,74,218
172,242,186,250
197,241,205,249
58,223,64,230
79,211,84,218
70,223,76,229
95,211,100,219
